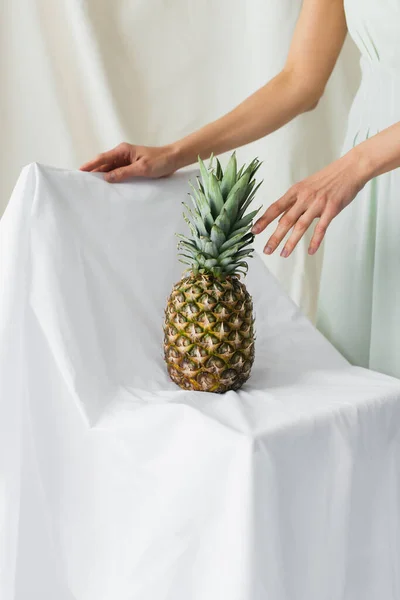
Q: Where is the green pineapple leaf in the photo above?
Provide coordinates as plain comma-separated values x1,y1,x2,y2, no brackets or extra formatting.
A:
218,254,243,267
204,258,218,268
198,236,209,255
215,158,223,181
196,177,205,195
178,253,196,267
238,181,263,219
220,152,237,199
223,172,251,225
198,157,210,195
218,242,244,261
236,164,245,180
214,208,231,235
196,253,206,267
188,183,214,231
219,231,253,253
238,179,256,207
178,152,263,279
211,266,223,277
218,249,254,267
208,173,225,217
176,236,197,249
182,202,209,237
242,158,261,180
178,241,199,256
182,213,198,240
204,240,219,258
178,252,196,262
220,226,254,250
210,224,226,248
233,208,261,231
234,249,255,259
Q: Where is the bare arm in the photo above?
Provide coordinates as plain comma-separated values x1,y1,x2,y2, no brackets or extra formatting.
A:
174,0,348,167
356,122,400,179
80,0,347,182
252,121,400,257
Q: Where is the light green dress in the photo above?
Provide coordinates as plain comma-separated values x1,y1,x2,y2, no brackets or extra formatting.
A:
316,0,400,379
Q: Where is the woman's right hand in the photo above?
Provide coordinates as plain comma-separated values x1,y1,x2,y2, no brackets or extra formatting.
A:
80,143,179,182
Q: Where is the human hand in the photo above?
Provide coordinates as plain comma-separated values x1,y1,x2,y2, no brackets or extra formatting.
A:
251,151,368,256
80,143,179,182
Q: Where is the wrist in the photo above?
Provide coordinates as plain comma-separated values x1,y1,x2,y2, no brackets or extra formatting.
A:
162,143,181,172
167,140,195,171
343,144,375,188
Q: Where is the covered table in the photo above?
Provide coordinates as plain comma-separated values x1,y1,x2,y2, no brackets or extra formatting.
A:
1,163,400,600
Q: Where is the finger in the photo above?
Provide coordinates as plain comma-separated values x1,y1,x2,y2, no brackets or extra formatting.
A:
280,204,321,258
263,201,306,255
80,151,117,172
80,147,127,172
92,164,113,173
308,208,336,255
103,160,148,183
252,191,295,234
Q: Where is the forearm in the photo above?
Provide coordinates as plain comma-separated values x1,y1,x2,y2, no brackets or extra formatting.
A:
347,121,400,185
170,69,319,169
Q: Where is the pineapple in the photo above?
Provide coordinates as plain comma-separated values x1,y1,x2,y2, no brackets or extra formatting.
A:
163,152,262,393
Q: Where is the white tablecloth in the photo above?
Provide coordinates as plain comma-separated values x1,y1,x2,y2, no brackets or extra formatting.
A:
1,163,400,600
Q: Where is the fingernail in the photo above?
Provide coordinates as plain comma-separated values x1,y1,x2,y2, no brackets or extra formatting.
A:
280,249,289,258
106,172,115,182
264,246,273,255
251,225,259,234
308,246,316,255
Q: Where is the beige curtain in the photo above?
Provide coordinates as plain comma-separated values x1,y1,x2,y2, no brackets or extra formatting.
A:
0,0,360,319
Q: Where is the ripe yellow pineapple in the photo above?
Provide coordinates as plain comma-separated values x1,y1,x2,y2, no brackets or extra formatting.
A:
163,153,262,393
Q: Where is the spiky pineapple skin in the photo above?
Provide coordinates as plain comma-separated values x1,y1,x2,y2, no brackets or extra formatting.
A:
163,273,255,393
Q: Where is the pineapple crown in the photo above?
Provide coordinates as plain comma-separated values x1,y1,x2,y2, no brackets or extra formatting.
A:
177,152,263,279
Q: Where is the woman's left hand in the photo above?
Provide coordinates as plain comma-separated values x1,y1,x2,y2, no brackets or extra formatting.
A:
251,150,368,257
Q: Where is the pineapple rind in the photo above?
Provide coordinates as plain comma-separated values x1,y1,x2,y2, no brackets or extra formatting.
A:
164,274,255,393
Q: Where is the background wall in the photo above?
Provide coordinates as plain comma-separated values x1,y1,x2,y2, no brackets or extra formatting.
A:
0,0,361,319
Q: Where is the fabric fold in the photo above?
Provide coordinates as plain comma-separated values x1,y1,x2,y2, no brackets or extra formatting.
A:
1,164,400,600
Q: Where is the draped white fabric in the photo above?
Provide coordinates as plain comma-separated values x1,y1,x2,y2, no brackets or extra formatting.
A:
1,163,400,600
0,0,361,319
